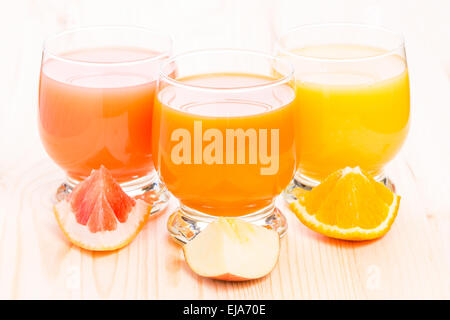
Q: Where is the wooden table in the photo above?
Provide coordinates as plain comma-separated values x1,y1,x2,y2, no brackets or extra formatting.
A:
0,0,449,299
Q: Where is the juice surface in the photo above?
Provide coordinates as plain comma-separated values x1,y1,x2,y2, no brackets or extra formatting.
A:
290,44,410,181
153,73,296,216
39,47,162,183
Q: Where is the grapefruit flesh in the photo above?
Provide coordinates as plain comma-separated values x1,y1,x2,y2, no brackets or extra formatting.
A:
54,166,151,251
69,166,135,232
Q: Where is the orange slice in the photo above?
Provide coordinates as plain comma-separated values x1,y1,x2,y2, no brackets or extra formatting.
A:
290,167,400,240
54,166,151,251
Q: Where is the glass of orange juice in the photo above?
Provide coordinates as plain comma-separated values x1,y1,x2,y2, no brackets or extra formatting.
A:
275,24,410,197
38,26,172,213
153,49,296,243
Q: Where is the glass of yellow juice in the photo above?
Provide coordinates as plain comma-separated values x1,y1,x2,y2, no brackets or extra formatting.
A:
276,24,410,197
153,49,296,243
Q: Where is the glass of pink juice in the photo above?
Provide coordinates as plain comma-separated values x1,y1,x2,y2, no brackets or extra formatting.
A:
38,26,172,212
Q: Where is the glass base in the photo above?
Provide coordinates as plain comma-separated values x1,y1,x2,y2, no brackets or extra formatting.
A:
283,171,396,203
56,173,170,216
167,202,288,245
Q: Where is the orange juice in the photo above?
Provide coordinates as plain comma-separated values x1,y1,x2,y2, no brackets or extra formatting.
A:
290,44,410,182
39,47,164,183
153,73,296,216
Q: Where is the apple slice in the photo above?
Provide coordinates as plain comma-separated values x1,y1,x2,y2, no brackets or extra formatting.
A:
183,218,280,281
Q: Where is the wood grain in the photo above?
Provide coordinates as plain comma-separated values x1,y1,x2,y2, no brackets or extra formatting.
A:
0,0,449,299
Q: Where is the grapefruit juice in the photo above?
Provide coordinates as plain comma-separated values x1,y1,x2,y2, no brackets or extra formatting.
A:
39,47,164,183
153,73,296,217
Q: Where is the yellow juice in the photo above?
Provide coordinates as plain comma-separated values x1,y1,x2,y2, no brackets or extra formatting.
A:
290,44,410,181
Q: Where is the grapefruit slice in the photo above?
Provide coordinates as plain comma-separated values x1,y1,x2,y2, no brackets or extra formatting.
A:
54,166,151,251
290,167,400,241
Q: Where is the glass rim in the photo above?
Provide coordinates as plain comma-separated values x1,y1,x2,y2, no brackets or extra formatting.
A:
276,23,405,63
42,25,173,66
159,48,295,93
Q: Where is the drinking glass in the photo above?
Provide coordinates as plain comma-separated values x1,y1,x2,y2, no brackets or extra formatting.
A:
38,26,172,213
275,23,410,197
153,49,296,243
